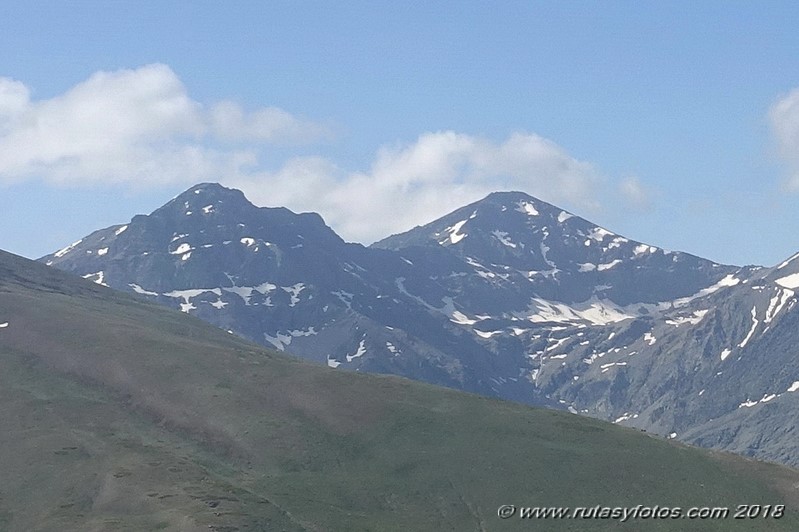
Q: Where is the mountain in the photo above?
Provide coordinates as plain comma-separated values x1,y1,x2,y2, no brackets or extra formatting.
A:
374,190,731,306
41,183,799,468
41,183,545,403
7,248,799,530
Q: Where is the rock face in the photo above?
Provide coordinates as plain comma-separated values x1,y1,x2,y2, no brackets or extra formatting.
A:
42,183,799,467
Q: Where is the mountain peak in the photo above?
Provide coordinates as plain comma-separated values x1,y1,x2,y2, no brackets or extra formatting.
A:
482,190,557,211
179,181,250,205
484,190,536,202
373,190,576,252
151,182,255,220
184,182,239,196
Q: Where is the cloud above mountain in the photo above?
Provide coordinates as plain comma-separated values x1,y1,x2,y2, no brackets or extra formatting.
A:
0,64,651,243
770,87,799,191
0,64,327,185
231,131,604,243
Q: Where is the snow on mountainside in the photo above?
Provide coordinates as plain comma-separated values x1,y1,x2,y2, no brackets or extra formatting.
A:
374,190,737,310
41,183,799,467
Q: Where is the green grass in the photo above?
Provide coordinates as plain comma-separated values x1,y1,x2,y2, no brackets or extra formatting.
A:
1,249,799,531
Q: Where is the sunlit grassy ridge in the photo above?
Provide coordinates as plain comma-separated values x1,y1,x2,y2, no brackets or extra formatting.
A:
1,249,797,531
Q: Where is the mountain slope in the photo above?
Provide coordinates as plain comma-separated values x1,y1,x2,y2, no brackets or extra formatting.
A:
40,183,799,469
40,183,537,403
374,191,732,306
3,248,799,530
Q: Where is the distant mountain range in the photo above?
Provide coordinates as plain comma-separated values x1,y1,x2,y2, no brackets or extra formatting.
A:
42,183,799,467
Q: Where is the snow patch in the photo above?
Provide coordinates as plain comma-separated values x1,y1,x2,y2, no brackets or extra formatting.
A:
787,381,799,393
129,283,158,296
263,327,317,351
739,392,782,408
240,237,256,246
346,338,367,362
597,259,622,271
289,327,317,338
170,243,193,255
97,247,109,256
0,322,8,328
717,274,741,288
163,288,239,312
614,413,638,423
672,274,740,307
82,271,107,286
327,357,341,368
665,309,709,327
546,336,570,354
539,240,556,269
450,310,477,325
587,227,614,241
737,306,758,348
633,244,657,255
607,237,629,250
114,225,128,236
558,211,573,223
764,288,794,324
264,332,292,350
445,220,468,244
578,263,597,272
491,230,516,248
332,289,354,310
775,272,799,289
223,282,276,305
720,348,732,361
600,361,627,372
643,332,656,345
54,239,82,258
516,201,539,216
282,283,305,306
777,252,799,270
522,296,634,326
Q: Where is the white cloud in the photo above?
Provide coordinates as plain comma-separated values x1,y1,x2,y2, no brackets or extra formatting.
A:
231,131,603,244
1,65,647,244
769,88,799,191
0,64,328,185
211,100,329,143
618,176,652,210
0,78,29,128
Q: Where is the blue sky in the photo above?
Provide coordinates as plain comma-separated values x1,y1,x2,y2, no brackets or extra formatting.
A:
2,1,799,266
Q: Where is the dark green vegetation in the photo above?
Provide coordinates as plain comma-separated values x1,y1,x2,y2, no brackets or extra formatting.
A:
1,249,798,531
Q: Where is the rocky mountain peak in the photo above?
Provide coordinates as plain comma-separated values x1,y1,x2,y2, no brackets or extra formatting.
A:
151,182,254,221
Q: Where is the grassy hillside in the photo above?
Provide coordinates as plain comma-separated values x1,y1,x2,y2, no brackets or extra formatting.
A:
1,248,798,531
